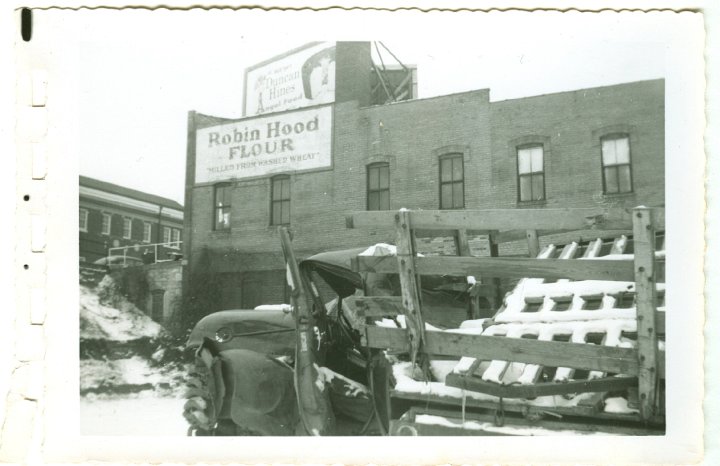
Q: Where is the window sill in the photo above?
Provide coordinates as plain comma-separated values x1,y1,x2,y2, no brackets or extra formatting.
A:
516,200,547,208
601,191,635,198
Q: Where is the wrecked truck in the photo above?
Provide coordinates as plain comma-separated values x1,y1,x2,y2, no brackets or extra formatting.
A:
183,207,666,436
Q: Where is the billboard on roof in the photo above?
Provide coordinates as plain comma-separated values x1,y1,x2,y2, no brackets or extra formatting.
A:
244,42,337,116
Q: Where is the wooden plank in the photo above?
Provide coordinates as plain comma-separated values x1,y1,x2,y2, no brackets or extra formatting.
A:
494,229,635,245
526,229,540,258
364,326,639,374
278,227,334,435
445,373,638,398
389,391,666,427
353,255,639,282
394,407,663,436
633,207,660,420
394,210,425,367
456,229,472,256
346,208,665,232
353,296,402,317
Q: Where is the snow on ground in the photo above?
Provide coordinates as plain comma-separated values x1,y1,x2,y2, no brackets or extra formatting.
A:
81,392,187,436
80,278,163,341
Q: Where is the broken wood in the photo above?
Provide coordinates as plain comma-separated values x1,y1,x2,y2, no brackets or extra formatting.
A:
353,255,644,282
394,210,425,368
346,208,665,232
632,207,660,420
445,373,638,398
364,326,640,374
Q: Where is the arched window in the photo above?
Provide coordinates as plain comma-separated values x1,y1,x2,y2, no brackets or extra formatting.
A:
271,175,291,225
601,134,633,194
367,162,390,210
517,144,545,202
439,154,464,209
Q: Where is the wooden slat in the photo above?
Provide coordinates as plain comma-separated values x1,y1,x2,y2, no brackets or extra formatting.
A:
364,327,639,374
456,229,471,256
353,296,403,317
392,407,663,436
445,373,638,398
346,208,665,232
494,229,635,245
394,210,425,367
353,255,639,282
526,229,540,258
633,207,660,420
390,391,666,427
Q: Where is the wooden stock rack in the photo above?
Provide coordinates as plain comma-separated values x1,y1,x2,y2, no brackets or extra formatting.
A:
346,207,665,435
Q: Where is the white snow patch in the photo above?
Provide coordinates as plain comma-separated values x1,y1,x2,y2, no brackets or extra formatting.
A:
415,414,607,436
315,365,369,397
254,304,292,312
604,396,639,414
80,283,162,341
359,243,397,256
80,357,184,393
81,394,186,436
375,315,442,331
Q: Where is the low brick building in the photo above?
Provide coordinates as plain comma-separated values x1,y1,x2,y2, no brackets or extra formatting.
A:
182,42,664,312
79,176,184,263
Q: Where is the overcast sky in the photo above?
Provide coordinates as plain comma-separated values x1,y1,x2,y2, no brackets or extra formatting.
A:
54,8,684,204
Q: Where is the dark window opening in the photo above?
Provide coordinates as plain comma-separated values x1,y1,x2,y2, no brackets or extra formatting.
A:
439,154,464,209
214,184,232,230
367,162,390,211
271,175,291,225
151,290,165,322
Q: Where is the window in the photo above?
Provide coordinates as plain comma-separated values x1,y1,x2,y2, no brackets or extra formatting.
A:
214,184,232,230
79,209,89,232
163,226,172,244
517,145,545,202
170,228,181,248
122,218,132,239
601,135,633,194
439,154,464,209
271,176,291,225
367,163,390,210
101,213,112,235
142,222,152,243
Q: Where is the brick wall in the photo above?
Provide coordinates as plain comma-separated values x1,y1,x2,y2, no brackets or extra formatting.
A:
144,262,183,324
185,79,664,310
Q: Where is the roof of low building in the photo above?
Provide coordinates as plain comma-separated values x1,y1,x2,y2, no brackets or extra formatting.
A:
79,175,184,211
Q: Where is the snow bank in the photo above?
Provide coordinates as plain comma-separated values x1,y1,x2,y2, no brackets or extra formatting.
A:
80,356,185,394
414,414,608,436
80,279,163,341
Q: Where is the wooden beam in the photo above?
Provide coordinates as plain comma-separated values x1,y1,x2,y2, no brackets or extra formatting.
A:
526,229,540,258
390,391,666,427
364,327,640,374
346,208,665,232
456,229,471,256
391,406,663,436
445,373,638,398
353,296,403,317
353,255,640,282
394,210,425,367
633,207,660,420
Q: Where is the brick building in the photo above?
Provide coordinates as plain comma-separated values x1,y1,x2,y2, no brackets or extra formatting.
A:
183,42,664,311
79,175,184,263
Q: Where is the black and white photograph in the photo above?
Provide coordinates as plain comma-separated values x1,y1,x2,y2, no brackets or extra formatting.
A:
2,3,713,464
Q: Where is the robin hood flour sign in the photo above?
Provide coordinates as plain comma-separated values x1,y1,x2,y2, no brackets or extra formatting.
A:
195,106,333,183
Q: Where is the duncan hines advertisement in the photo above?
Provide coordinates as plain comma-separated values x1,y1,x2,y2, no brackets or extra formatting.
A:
244,42,336,116
195,105,333,183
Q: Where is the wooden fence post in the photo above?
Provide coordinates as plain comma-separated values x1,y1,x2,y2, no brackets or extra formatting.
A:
632,207,659,420
394,210,426,368
526,229,540,258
